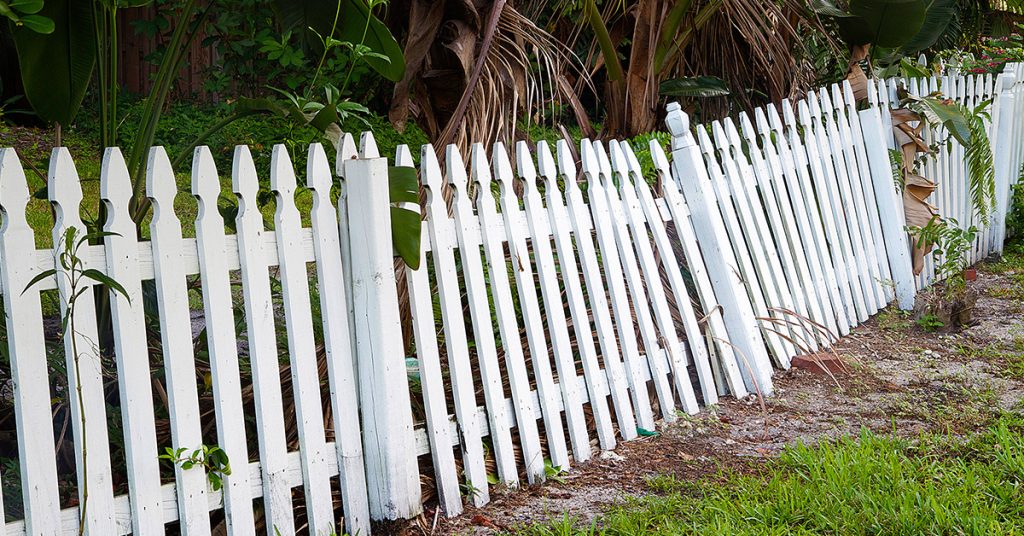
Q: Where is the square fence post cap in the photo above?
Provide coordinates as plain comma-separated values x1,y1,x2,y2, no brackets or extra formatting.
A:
665,102,690,137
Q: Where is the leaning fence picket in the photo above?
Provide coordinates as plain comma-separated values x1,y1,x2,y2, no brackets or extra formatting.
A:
648,142,749,398
421,147,492,504
307,143,372,533
558,141,655,432
586,142,678,419
607,141,700,413
519,142,617,450
190,147,256,535
232,146,295,535
449,145,521,483
620,141,718,405
494,142,592,460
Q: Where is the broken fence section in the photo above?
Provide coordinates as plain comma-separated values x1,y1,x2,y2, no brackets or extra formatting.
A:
0,64,1022,534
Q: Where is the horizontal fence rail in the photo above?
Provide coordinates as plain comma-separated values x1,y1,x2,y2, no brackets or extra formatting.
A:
0,63,1022,534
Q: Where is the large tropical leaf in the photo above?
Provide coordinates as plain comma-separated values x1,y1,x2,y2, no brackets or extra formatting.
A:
388,165,421,270
900,0,957,53
10,0,96,124
272,0,405,82
843,0,927,47
659,76,730,97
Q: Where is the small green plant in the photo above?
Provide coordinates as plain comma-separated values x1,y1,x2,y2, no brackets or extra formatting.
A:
544,458,566,484
877,308,912,332
23,227,129,535
916,313,945,332
909,217,978,298
159,444,232,492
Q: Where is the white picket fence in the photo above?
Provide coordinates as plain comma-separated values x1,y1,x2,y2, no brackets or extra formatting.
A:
0,63,1021,535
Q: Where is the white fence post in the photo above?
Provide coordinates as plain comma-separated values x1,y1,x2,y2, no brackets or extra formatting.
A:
993,71,1018,252
343,155,422,520
664,103,774,396
858,83,917,310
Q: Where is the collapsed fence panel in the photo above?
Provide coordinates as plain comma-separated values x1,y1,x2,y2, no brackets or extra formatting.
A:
0,64,1022,534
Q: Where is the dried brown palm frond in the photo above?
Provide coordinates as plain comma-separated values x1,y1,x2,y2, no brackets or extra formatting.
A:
389,0,591,155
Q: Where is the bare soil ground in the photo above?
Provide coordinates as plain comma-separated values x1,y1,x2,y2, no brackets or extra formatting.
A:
389,260,1024,536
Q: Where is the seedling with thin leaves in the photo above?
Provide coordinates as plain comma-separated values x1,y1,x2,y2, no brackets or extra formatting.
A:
23,226,129,535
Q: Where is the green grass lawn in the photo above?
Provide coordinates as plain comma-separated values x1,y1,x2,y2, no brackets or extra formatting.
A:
519,413,1024,535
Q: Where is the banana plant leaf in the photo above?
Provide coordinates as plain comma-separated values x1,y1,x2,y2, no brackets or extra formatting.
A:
388,165,421,270
659,76,730,97
10,0,95,124
899,0,957,54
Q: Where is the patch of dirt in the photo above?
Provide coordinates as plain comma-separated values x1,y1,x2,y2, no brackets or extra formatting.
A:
396,263,1024,536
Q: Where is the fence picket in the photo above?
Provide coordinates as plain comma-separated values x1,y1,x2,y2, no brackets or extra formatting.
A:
146,147,212,535
420,147,492,503
589,142,678,418
840,82,895,304
716,121,798,363
231,146,294,535
745,112,834,344
398,148,465,514
470,145,550,481
190,147,257,535
48,148,117,534
648,142,749,398
620,141,718,405
494,142,592,461
556,141,653,432
270,146,336,531
447,145,521,481
607,141,700,411
0,149,62,535
100,148,165,535
791,100,861,325
306,143,372,533
519,142,616,450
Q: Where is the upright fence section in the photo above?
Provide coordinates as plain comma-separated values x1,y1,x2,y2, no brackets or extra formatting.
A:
1,63,1022,534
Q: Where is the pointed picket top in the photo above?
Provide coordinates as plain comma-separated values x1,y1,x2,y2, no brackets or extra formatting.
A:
841,80,858,108
591,139,615,191
469,143,496,204
819,86,836,117
607,140,634,188
619,141,645,183
395,144,414,168
336,133,359,177
515,141,543,201
190,147,222,220
359,131,380,159
492,142,518,199
579,138,600,186
536,141,558,187
306,143,333,193
722,117,745,151
420,144,443,190
557,140,581,193
270,145,299,199
48,147,87,234
446,144,470,193
796,99,814,128
829,84,846,113
101,148,134,212
782,99,799,128
709,121,730,153
145,147,180,219
807,90,824,121
0,148,30,230
232,145,261,212
648,138,673,178
738,112,758,142
695,124,716,154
